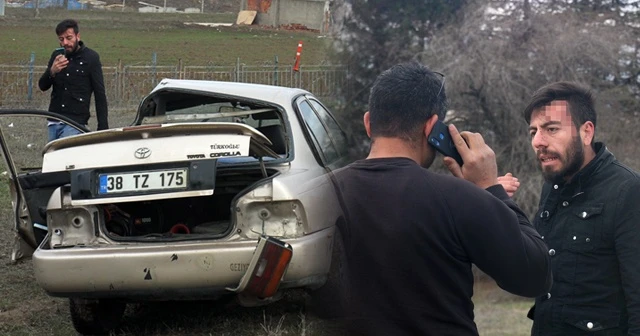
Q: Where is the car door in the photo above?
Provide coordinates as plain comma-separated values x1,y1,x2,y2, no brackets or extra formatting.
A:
0,109,89,262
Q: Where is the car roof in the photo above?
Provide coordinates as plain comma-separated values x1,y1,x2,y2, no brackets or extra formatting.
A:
151,79,312,102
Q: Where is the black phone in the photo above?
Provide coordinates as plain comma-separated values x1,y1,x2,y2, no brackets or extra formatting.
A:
427,120,463,165
55,47,65,56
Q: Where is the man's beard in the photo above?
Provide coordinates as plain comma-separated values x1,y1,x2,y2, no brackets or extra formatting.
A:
539,135,585,183
65,40,80,56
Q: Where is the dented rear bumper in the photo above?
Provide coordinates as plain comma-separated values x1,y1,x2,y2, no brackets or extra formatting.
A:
32,227,334,299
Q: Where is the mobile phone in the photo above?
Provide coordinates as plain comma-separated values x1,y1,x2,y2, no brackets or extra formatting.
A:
54,47,65,56
427,120,463,165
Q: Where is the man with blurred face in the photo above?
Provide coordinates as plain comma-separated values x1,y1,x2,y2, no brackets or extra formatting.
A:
531,100,587,182
524,82,640,335
326,62,552,336
39,19,109,141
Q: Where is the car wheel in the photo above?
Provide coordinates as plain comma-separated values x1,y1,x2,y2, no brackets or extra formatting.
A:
308,223,350,319
69,298,126,335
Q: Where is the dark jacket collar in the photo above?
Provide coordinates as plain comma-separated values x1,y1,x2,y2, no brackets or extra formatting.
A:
556,142,614,191
67,40,85,57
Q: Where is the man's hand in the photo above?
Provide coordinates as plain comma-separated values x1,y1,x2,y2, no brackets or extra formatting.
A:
443,124,499,190
498,172,520,197
50,54,69,77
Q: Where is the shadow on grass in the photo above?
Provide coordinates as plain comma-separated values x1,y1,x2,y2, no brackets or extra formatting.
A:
113,291,346,336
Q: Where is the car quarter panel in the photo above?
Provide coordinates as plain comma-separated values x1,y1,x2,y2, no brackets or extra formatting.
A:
281,99,345,234
270,168,341,234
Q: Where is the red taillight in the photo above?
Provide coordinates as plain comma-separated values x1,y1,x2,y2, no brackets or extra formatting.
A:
243,237,293,299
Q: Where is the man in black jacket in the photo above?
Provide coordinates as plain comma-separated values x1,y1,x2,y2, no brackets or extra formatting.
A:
39,19,108,141
524,82,640,335
329,62,552,336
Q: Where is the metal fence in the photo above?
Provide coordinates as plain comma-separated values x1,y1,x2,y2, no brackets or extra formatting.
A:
0,57,349,110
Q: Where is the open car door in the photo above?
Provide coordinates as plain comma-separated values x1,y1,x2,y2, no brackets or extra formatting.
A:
0,109,89,262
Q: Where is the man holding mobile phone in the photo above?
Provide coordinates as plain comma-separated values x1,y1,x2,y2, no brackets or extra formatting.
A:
39,19,109,141
327,62,552,335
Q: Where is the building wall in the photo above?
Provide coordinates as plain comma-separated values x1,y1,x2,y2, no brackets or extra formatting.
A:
241,0,331,32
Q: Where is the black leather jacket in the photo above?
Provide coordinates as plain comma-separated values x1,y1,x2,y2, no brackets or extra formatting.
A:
38,41,108,130
530,142,640,336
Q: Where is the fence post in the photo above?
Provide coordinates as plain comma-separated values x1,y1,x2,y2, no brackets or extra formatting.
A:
289,64,293,89
152,52,157,86
178,58,183,79
235,57,240,82
27,52,35,101
118,59,124,107
274,55,278,86
115,59,121,108
294,66,301,89
300,66,303,89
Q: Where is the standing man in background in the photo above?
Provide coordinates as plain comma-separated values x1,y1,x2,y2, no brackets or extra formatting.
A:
524,82,640,335
39,19,108,141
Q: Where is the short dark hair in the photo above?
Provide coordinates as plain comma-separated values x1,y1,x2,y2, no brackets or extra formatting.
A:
368,62,447,142
523,81,596,130
55,19,79,36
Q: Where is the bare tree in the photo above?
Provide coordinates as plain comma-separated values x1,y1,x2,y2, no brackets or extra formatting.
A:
419,1,637,216
329,0,468,147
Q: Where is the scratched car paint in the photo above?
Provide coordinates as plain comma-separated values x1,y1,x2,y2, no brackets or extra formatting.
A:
0,79,351,335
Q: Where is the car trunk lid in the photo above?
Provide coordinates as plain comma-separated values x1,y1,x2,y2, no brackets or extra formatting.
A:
41,123,279,173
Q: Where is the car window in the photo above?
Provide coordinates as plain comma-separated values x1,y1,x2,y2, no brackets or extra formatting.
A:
162,102,280,126
297,98,339,164
309,99,348,156
140,92,284,129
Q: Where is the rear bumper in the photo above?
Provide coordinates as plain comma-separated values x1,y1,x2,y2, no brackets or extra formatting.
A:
32,227,334,299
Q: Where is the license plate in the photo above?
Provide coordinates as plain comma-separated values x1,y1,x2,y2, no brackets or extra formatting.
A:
98,168,188,194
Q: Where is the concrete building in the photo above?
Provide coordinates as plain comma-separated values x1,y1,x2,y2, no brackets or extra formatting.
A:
240,0,334,33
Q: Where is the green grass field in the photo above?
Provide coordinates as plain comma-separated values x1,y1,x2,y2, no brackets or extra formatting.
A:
1,8,332,66
0,7,535,335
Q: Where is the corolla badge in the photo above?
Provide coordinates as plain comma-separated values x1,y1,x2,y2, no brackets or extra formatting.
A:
134,147,152,159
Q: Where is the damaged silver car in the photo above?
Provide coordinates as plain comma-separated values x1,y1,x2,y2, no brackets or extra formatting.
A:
0,79,351,335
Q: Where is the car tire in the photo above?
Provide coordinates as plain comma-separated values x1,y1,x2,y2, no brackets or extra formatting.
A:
307,223,350,319
69,298,126,335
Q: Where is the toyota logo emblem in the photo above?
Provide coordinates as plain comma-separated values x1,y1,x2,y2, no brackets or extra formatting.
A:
134,147,151,159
